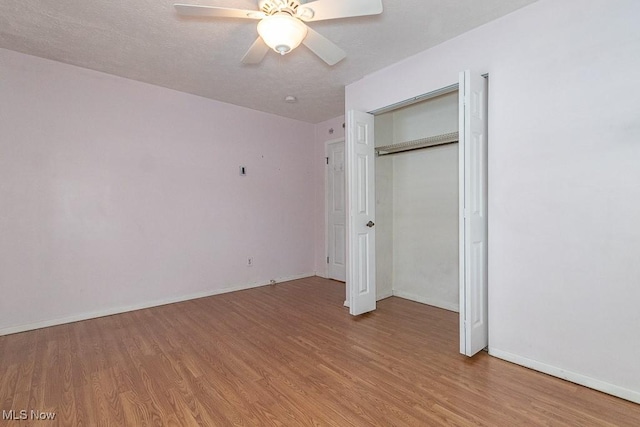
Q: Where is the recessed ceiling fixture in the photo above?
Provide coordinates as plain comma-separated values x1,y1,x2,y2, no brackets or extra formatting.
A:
173,0,383,66
284,95,298,103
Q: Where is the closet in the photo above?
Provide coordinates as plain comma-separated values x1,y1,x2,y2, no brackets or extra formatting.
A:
374,90,460,312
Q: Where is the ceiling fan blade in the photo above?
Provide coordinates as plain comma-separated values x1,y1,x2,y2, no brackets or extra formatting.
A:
174,4,264,19
297,0,382,22
302,27,346,66
241,38,270,64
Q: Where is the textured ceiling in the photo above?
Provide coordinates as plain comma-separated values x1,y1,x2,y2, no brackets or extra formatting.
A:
0,0,537,123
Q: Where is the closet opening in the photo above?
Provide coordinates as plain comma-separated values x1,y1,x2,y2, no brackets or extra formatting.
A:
374,88,461,313
344,71,487,355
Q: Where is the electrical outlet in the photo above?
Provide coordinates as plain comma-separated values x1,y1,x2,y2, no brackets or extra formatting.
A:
247,257,253,266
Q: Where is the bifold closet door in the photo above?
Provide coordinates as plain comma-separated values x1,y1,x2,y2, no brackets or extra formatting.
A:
346,110,376,316
459,70,489,357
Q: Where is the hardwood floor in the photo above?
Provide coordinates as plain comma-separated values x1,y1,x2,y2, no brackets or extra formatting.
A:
1,276,638,426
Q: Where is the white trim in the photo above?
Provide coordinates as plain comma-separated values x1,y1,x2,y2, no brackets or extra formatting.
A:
392,290,459,313
489,348,640,404
370,83,459,116
458,73,467,354
376,289,393,301
323,140,330,279
0,273,315,336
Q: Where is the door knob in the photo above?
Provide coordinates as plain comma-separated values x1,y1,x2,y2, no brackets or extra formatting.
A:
366,221,375,228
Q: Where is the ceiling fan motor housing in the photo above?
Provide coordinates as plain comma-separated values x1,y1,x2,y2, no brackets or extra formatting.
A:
259,0,299,15
259,0,313,19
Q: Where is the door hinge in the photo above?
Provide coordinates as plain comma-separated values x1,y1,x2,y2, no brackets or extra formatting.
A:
326,157,329,165
327,256,330,264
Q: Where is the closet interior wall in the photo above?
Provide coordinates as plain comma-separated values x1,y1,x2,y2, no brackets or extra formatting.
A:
375,92,460,311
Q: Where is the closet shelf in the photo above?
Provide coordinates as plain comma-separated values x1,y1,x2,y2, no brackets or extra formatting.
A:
376,131,459,156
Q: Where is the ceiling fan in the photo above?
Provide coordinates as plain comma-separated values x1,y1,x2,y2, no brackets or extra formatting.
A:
174,0,383,66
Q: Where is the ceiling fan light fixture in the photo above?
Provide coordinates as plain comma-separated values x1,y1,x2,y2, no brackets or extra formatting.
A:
257,13,308,55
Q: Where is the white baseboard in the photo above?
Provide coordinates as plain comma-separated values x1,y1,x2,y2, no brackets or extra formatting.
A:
376,289,393,301
392,290,459,313
489,348,640,404
343,291,392,307
0,273,315,336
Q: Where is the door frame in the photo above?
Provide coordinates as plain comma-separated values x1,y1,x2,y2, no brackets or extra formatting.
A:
345,75,489,355
325,137,346,282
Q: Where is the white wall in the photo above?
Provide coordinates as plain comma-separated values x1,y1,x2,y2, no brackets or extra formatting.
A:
392,144,459,311
374,154,393,300
346,0,640,403
0,48,316,335
391,92,459,142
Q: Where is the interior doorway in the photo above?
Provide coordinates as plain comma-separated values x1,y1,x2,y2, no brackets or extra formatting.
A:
326,138,346,282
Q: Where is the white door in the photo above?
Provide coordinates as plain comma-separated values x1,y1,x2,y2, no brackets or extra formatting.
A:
346,110,376,315
459,70,489,356
327,139,346,282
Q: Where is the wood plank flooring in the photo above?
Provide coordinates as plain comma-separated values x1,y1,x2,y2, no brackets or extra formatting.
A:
1,276,638,426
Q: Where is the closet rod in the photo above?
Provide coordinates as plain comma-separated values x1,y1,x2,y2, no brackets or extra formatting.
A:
377,140,458,156
376,131,458,156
